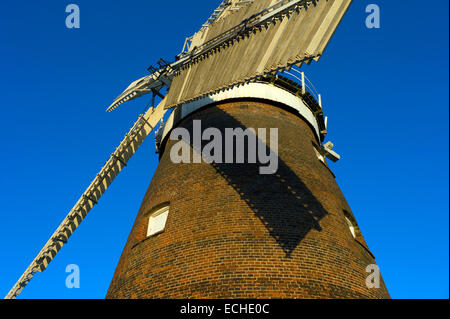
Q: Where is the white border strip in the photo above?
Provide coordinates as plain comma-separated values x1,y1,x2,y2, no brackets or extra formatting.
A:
159,82,321,143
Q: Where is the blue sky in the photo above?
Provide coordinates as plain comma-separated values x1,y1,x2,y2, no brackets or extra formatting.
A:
0,1,448,299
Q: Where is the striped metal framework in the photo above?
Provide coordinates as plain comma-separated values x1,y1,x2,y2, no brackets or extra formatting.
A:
5,100,168,299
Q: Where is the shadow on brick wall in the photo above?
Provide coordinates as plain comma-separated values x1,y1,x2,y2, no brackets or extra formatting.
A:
169,102,329,258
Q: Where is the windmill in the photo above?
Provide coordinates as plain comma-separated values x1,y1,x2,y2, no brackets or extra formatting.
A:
6,0,390,299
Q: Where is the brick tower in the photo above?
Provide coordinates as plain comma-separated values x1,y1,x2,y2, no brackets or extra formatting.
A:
106,79,390,299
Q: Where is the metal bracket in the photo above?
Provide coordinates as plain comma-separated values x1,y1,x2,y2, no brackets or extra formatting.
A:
52,235,68,244
112,154,127,167
141,116,154,131
320,142,341,162
83,194,98,205
147,65,158,74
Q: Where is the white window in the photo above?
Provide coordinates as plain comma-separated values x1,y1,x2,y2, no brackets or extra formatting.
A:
147,206,169,237
345,216,357,238
343,210,359,239
313,145,326,164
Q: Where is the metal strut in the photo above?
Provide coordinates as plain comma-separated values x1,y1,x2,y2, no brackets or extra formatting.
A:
111,154,127,167
83,195,98,205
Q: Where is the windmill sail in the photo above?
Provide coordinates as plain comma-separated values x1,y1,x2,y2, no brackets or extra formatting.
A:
165,0,352,108
5,99,168,299
107,70,172,112
107,0,352,113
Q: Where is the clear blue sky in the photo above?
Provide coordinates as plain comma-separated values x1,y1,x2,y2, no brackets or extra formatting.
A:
0,1,448,299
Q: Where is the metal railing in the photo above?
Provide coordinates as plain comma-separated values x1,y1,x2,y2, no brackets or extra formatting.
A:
262,68,327,141
281,66,322,108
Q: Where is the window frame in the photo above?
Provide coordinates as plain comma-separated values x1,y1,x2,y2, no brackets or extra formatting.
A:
344,216,357,238
146,205,170,237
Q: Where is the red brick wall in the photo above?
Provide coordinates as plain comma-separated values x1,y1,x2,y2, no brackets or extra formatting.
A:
106,100,390,299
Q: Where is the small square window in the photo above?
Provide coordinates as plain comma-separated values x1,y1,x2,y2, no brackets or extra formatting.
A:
147,206,169,237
